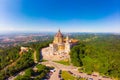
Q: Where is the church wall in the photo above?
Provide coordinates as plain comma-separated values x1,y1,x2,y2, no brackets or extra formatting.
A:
58,44,65,51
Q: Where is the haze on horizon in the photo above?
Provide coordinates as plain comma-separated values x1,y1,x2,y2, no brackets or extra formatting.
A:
0,0,120,33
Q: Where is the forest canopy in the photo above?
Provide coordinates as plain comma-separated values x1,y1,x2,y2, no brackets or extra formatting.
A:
70,34,120,78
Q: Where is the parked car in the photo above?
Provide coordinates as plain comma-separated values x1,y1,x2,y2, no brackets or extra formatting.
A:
58,74,61,78
68,71,73,74
92,74,97,77
60,78,64,80
50,69,56,72
103,76,109,78
79,71,83,73
59,70,62,74
88,78,93,80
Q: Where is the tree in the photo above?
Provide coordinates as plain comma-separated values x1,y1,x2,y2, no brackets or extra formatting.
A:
24,68,34,77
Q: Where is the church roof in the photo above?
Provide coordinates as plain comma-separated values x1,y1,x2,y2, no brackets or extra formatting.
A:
55,29,63,37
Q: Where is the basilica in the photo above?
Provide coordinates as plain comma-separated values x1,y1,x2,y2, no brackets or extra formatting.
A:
41,29,78,60
49,29,78,55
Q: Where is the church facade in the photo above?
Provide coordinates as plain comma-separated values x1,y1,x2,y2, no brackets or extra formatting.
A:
49,29,78,55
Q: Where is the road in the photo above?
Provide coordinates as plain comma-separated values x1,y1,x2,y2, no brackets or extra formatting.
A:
33,50,38,63
41,61,112,80
41,61,76,80
8,64,37,80
0,56,21,72
50,69,60,80
7,50,37,80
7,49,112,80
41,48,112,80
8,60,112,80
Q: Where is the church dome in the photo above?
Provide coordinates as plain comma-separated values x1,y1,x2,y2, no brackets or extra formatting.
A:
55,29,63,37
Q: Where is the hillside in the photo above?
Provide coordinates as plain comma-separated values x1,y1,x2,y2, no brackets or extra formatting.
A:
70,34,120,79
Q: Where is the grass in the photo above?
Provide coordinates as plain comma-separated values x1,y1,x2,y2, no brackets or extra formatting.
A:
0,49,3,52
75,78,86,80
61,71,76,80
54,59,70,65
61,71,86,80
41,59,48,62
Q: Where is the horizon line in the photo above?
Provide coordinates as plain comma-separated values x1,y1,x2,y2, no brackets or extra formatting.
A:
0,31,120,34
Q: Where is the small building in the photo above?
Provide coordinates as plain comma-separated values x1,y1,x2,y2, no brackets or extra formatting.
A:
21,47,29,52
19,47,29,55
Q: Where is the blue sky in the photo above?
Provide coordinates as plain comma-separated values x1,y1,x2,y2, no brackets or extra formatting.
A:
0,0,120,33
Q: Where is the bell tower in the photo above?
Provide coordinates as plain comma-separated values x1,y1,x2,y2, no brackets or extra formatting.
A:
65,35,70,53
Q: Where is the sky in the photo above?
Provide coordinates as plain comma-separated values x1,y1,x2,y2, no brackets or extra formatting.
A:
0,0,120,33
